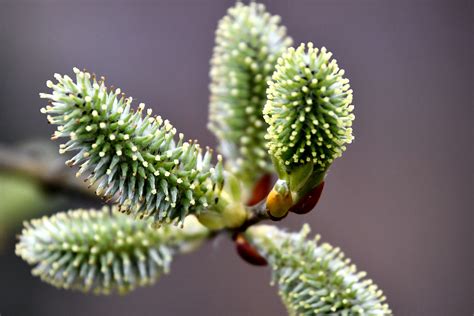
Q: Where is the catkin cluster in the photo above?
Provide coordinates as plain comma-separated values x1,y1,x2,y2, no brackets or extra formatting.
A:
247,225,391,315
208,2,292,184
40,68,224,225
16,207,208,294
264,43,355,172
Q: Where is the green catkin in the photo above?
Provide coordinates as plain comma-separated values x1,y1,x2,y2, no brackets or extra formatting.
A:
264,43,355,172
208,2,292,184
40,68,225,225
246,225,391,316
16,206,208,295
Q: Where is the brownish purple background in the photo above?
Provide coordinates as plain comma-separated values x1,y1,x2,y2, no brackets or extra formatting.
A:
0,0,472,315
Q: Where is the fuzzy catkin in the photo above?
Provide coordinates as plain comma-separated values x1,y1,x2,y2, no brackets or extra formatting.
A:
208,2,292,184
40,68,224,225
264,43,355,172
16,206,208,294
247,225,391,315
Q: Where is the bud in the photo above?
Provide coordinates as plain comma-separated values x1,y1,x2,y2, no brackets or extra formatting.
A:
265,180,292,220
289,181,325,214
234,233,267,266
246,174,272,206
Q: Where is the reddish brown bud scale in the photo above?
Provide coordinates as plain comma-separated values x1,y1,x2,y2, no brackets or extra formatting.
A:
246,174,272,206
289,181,325,214
234,234,268,266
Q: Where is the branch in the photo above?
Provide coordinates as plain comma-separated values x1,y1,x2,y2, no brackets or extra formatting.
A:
0,143,97,199
239,200,272,232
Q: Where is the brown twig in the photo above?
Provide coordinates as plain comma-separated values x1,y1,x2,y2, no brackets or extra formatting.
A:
239,200,272,231
0,143,97,199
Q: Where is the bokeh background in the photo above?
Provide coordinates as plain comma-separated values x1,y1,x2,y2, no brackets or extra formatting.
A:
0,0,472,315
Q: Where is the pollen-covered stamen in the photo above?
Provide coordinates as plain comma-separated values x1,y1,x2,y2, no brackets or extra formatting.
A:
264,43,355,171
40,68,225,225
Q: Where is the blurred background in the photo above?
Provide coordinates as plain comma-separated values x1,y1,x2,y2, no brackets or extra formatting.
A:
0,0,472,315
